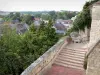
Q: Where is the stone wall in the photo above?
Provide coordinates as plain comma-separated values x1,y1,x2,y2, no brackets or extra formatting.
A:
79,27,90,42
21,37,67,75
86,40,100,75
90,5,100,43
86,2,100,75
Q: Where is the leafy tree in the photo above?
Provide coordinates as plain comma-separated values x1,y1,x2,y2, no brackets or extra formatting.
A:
12,12,21,21
34,13,41,18
29,23,36,33
0,26,23,75
3,12,22,22
49,11,57,20
41,13,51,20
56,11,77,20
22,14,34,25
68,0,99,40
0,20,59,75
73,1,92,32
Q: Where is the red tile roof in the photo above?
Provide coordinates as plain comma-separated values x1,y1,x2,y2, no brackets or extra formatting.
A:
63,20,73,24
35,18,40,21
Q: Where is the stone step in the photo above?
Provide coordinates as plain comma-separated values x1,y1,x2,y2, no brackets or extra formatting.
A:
62,48,86,53
54,62,83,70
63,47,87,52
60,52,85,56
61,49,86,54
57,55,84,61
55,57,83,65
54,60,83,70
60,51,85,57
59,53,85,59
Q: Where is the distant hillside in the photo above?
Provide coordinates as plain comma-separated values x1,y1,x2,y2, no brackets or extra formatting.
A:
20,11,49,15
0,11,9,16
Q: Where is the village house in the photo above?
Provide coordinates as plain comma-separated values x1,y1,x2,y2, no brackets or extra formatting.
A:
0,18,4,24
54,19,73,34
56,19,73,28
53,23,66,35
11,19,20,24
10,23,29,34
34,18,41,26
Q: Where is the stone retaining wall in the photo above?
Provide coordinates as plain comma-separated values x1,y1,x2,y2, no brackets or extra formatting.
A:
86,39,100,75
86,2,100,75
90,5,100,43
21,37,67,75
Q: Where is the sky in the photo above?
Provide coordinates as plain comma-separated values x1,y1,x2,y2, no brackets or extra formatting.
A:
0,0,89,11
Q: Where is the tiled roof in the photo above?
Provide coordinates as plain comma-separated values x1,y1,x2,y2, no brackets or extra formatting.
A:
10,23,29,34
54,23,66,31
56,19,73,24
35,18,40,21
63,20,73,24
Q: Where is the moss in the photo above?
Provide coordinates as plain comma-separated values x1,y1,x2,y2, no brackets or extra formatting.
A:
83,55,88,70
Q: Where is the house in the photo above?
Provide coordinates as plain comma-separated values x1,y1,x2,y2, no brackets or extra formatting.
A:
56,19,63,23
53,23,66,35
11,19,20,24
0,18,4,24
55,19,73,29
34,18,41,26
43,20,49,23
61,20,73,28
10,23,29,34
54,19,73,34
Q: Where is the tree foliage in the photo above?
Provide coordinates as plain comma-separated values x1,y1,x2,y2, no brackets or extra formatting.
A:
22,14,34,25
56,11,77,20
3,12,34,25
41,13,51,20
72,0,99,31
3,12,21,22
73,8,91,31
0,21,59,75
65,0,99,36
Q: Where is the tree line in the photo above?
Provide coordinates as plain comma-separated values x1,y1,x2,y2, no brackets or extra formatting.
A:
3,10,78,24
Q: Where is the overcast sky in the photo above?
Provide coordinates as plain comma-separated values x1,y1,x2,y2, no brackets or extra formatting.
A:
0,0,89,11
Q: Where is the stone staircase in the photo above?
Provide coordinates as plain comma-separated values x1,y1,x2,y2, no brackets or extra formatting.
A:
44,43,88,75
54,46,87,70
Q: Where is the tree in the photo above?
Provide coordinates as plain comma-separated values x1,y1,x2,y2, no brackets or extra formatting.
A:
73,1,92,31
49,11,57,20
12,12,21,21
56,11,77,20
3,12,22,22
0,19,59,75
41,13,51,20
73,12,85,31
0,26,23,75
34,13,41,18
22,14,34,25
29,23,36,33
71,0,99,41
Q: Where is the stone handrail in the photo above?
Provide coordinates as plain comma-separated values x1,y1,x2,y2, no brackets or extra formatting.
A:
21,37,67,75
83,39,100,70
86,39,100,57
